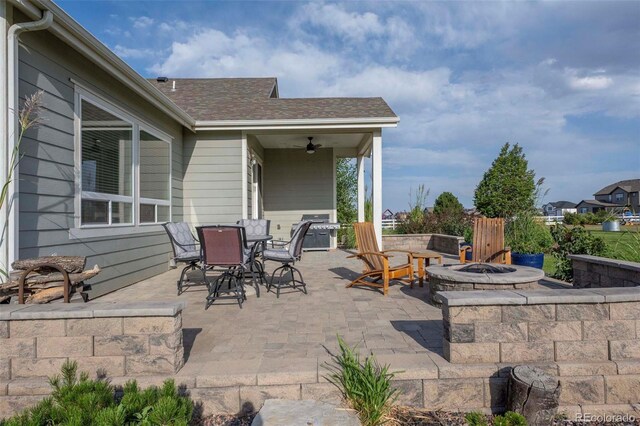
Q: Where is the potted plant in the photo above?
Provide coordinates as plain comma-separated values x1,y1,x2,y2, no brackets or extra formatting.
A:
506,213,553,269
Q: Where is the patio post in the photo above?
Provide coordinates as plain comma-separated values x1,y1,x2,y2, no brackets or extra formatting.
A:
357,154,365,222
372,130,382,248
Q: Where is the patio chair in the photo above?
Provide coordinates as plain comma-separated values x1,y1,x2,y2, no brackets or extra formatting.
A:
237,218,271,273
459,217,512,264
196,225,260,309
162,222,203,295
262,220,313,298
347,222,414,296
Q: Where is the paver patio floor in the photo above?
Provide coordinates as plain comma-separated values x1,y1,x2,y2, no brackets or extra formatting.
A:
97,249,568,383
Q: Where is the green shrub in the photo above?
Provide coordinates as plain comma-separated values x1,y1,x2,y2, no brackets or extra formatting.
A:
493,411,527,426
550,225,607,281
505,213,553,254
2,361,192,425
338,226,357,249
465,411,489,426
324,336,399,426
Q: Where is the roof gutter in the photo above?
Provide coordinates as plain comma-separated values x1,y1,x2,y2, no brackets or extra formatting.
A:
9,0,195,130
195,117,400,131
4,5,53,269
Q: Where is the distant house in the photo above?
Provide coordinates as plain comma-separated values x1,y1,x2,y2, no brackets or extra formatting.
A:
576,179,640,214
542,201,577,216
594,179,640,213
575,200,620,214
395,211,409,221
382,209,395,220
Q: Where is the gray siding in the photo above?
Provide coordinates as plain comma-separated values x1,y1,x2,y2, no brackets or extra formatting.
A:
263,148,335,242
17,29,184,298
182,131,243,226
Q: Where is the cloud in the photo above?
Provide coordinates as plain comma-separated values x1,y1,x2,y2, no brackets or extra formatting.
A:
131,16,154,29
112,45,156,59
119,1,639,209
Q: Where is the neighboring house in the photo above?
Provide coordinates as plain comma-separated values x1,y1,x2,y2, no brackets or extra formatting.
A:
593,179,640,213
576,179,640,214
382,209,394,220
575,200,622,214
542,201,577,216
0,1,398,297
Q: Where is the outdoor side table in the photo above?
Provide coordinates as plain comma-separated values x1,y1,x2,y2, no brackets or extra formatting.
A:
412,250,443,287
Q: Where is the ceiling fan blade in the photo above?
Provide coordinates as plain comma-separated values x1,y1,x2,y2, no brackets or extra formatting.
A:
313,144,322,149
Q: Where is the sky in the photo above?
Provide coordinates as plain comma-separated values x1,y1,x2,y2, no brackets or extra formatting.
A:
58,0,640,210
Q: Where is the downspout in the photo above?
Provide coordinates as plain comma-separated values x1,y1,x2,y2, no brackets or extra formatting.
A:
4,9,53,270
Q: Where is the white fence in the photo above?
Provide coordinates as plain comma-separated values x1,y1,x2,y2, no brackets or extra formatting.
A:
537,215,640,225
382,218,401,230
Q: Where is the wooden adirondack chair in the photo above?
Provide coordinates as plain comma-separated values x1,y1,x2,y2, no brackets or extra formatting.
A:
460,217,512,264
347,222,414,295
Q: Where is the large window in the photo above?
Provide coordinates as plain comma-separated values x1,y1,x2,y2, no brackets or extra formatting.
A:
78,95,171,228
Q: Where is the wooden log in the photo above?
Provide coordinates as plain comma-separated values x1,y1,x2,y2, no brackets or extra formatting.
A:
11,256,86,273
506,365,561,426
25,286,67,304
1,265,100,289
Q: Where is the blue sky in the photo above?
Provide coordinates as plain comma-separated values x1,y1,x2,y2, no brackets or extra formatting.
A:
59,0,640,210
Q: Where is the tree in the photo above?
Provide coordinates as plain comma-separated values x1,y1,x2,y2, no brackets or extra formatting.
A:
433,192,464,216
474,143,536,218
336,158,357,225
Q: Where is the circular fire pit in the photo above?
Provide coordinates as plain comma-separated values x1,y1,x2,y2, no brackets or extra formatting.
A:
425,263,545,306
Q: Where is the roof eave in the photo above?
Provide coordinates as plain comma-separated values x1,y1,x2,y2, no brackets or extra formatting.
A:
11,0,196,130
194,117,400,131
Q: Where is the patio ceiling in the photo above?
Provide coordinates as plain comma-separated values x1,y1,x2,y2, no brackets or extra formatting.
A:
255,132,366,149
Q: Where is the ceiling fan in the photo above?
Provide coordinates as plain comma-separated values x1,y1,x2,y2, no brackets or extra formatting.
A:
296,136,322,154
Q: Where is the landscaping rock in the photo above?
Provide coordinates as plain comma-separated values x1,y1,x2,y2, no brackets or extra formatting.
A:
250,399,359,426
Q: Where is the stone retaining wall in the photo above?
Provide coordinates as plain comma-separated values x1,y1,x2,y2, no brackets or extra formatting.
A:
570,255,640,288
382,233,464,255
0,302,184,416
437,287,640,413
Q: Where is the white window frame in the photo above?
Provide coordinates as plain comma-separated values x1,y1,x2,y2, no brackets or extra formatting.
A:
138,124,172,225
71,86,172,238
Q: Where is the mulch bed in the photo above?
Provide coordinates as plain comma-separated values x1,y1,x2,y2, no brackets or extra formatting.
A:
193,406,639,426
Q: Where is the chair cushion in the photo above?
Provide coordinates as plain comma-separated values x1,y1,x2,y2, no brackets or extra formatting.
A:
176,250,200,262
262,249,295,262
165,222,198,257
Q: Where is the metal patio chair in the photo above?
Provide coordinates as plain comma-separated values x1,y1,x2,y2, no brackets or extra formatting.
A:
162,222,203,295
262,220,313,298
197,225,260,309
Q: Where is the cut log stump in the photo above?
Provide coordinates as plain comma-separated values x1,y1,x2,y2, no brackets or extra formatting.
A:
506,365,561,426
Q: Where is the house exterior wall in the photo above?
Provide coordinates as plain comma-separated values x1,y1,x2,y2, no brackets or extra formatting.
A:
16,28,184,298
182,131,243,226
263,148,335,243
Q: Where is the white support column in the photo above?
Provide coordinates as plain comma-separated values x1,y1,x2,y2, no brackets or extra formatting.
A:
0,2,10,272
356,154,365,223
241,131,248,220
371,129,383,248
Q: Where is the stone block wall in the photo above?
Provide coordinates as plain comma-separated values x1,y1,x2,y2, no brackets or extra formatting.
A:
570,255,640,288
438,288,640,411
382,233,464,255
0,302,184,385
439,288,640,364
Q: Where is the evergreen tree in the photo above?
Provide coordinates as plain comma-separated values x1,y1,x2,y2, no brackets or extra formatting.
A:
474,143,536,218
433,192,464,216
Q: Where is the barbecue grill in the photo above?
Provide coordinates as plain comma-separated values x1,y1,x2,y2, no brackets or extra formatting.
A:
293,214,340,250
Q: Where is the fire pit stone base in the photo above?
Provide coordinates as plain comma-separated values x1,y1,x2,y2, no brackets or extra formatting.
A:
426,263,545,307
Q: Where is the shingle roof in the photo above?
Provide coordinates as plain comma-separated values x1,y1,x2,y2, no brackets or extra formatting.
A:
594,179,640,196
147,78,398,122
576,199,621,207
550,201,577,208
